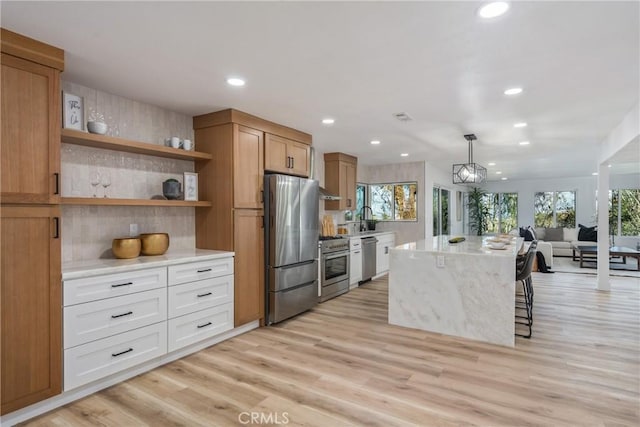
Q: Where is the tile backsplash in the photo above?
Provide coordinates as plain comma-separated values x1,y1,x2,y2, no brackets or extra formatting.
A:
61,81,196,262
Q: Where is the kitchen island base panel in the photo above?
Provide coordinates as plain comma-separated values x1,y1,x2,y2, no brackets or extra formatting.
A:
0,320,259,427
389,249,515,347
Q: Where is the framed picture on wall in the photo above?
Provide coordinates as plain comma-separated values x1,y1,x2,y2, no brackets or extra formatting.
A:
183,172,198,201
62,92,84,130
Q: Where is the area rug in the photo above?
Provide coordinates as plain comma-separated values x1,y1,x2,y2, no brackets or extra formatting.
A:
552,256,640,278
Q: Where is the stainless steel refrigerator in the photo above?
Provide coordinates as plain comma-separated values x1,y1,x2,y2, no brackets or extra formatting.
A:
264,174,319,324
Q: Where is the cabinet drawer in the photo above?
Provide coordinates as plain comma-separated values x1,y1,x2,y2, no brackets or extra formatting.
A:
64,267,166,306
64,322,167,391
167,303,234,352
168,275,233,319
350,238,362,250
168,258,234,286
64,288,167,349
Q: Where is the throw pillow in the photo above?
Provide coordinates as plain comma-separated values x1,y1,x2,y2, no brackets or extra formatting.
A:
534,227,546,240
544,227,564,241
563,227,578,242
527,226,537,241
578,224,597,241
520,226,536,241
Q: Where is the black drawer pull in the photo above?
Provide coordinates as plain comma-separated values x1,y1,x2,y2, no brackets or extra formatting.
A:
197,292,212,298
197,268,212,273
197,321,212,329
112,348,133,357
111,282,133,288
54,172,60,195
111,311,133,319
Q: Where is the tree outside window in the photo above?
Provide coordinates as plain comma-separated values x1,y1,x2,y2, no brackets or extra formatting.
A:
484,192,518,233
370,182,418,221
534,191,576,227
609,189,640,236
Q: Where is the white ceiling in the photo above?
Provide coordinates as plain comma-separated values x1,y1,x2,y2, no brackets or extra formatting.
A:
2,1,638,182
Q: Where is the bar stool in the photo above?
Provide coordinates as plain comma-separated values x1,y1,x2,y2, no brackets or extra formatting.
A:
515,241,537,338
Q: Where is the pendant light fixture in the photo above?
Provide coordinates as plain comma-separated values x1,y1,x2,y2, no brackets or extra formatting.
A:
452,134,487,184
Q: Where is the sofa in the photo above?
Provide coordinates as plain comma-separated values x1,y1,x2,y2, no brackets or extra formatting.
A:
534,227,584,257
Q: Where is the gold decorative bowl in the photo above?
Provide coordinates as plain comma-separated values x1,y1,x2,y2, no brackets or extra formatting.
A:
139,233,169,256
112,238,141,259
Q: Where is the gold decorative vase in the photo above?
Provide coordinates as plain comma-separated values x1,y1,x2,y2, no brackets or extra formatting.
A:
112,238,141,259
139,233,169,255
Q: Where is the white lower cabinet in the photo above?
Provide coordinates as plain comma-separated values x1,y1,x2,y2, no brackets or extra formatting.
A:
376,234,396,275
350,249,362,285
64,288,167,349
62,255,234,391
64,322,167,390
168,275,233,319
168,303,234,352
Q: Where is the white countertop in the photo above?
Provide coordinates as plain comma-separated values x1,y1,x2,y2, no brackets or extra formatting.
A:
62,249,234,280
347,231,395,239
394,235,523,257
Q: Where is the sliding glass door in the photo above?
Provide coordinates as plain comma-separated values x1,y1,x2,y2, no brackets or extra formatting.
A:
433,187,450,236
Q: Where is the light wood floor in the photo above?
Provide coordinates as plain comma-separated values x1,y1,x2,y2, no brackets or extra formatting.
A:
23,272,639,426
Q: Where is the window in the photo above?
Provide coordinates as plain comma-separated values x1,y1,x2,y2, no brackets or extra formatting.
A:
483,193,518,233
534,191,576,228
610,189,640,236
355,183,367,220
370,182,417,221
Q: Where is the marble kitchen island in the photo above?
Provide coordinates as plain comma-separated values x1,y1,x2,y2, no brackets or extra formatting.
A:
388,235,523,347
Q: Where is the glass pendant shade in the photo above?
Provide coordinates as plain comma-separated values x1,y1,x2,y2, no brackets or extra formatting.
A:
452,134,486,184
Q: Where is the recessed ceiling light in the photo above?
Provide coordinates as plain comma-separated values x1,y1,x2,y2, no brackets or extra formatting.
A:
496,171,502,175
370,140,381,145
592,172,599,176
504,87,523,96
519,141,530,146
513,122,527,128
322,118,335,125
501,177,508,181
478,2,510,19
608,164,612,168
400,153,409,157
226,77,245,86
488,162,496,166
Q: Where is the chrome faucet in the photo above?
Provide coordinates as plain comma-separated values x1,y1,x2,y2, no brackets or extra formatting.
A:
360,205,374,232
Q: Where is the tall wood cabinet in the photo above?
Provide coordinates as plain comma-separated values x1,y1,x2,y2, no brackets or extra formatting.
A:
324,152,357,211
193,109,312,327
0,29,64,414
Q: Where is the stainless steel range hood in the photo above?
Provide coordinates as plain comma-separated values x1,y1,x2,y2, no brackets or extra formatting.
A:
310,147,341,200
319,187,341,201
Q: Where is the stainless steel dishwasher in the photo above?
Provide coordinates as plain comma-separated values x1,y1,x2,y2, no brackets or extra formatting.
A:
361,236,378,283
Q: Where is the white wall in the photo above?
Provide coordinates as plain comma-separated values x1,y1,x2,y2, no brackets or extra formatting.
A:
600,103,639,162
358,161,425,245
425,162,468,237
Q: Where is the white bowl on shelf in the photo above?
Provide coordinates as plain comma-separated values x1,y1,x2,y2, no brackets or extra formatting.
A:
87,121,108,135
488,242,506,250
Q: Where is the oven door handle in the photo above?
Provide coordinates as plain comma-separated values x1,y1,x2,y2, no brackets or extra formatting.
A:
324,252,349,261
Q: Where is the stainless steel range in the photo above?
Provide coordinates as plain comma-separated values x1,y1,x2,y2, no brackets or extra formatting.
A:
319,236,350,302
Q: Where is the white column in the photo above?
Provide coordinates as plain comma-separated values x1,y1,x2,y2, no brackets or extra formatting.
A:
596,163,610,291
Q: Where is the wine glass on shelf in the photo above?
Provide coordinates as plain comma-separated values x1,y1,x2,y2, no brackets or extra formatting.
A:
89,171,100,198
101,171,111,198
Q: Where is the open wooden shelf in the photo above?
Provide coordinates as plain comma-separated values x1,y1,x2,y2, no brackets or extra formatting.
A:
61,129,213,161
62,197,212,207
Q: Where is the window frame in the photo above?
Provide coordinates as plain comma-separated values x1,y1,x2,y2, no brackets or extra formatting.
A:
534,190,577,228
368,181,419,222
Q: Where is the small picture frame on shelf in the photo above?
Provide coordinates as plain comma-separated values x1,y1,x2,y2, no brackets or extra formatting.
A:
183,172,198,201
62,92,84,130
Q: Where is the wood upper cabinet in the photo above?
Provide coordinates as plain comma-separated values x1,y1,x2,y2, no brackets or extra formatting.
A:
233,209,264,326
1,53,61,204
233,125,264,209
324,152,358,211
1,206,61,414
264,133,310,177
